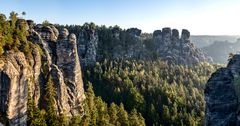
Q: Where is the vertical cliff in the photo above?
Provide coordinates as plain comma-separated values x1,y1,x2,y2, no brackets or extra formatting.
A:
56,28,85,115
77,26,212,68
153,28,213,65
0,52,31,125
205,54,240,126
0,21,86,125
77,26,98,68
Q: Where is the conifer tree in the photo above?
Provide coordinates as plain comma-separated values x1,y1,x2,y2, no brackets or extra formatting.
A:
44,75,59,126
117,103,129,126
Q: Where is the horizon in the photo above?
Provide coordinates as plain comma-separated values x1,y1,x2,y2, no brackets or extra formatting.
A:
1,0,240,35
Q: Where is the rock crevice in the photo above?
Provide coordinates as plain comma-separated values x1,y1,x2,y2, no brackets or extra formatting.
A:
205,54,240,126
0,22,86,125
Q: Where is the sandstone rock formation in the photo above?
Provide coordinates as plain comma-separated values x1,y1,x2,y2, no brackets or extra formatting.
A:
205,54,240,126
0,22,86,125
153,28,213,64
0,19,213,125
0,52,31,126
77,27,98,68
57,28,85,115
78,26,212,67
124,28,144,59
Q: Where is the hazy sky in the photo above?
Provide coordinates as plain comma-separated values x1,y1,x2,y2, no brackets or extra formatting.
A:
0,0,240,35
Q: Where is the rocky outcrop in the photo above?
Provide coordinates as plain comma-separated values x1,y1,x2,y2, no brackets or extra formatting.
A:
57,28,85,115
204,54,240,126
50,64,71,115
0,22,86,125
0,52,31,126
153,28,213,65
34,24,58,63
77,26,211,67
126,28,141,37
77,27,98,67
111,28,144,59
125,28,144,59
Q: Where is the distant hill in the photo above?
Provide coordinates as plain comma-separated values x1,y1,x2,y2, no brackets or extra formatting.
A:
190,35,240,48
202,39,240,64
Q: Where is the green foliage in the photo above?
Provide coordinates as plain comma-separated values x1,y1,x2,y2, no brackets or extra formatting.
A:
58,113,69,126
129,109,145,126
80,82,145,126
84,60,220,125
44,75,59,126
27,81,47,126
22,11,26,16
117,103,129,126
0,12,33,56
0,12,221,126
42,20,50,26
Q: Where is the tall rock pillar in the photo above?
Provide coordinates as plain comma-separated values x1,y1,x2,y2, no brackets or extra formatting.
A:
56,28,85,116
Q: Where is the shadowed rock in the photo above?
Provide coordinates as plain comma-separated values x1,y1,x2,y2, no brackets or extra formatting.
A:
152,28,212,65
77,27,98,67
181,29,190,41
204,54,240,126
162,27,172,47
126,28,141,37
172,29,179,47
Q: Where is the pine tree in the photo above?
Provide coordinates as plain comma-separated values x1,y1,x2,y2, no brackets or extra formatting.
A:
59,112,68,126
86,82,97,126
129,109,145,126
108,103,119,125
27,80,46,126
117,103,129,126
44,75,59,126
69,115,82,126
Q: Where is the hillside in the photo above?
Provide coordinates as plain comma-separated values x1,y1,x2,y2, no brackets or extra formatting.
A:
202,39,240,64
191,35,240,48
0,12,219,126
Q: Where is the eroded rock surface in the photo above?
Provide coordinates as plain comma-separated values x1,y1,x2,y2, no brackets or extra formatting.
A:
78,26,212,67
153,28,213,64
77,27,98,67
205,54,240,126
0,52,31,126
0,22,86,125
57,29,85,115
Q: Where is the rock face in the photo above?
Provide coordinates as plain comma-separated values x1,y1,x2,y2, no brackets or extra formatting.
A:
153,28,213,64
77,27,98,68
125,28,144,59
204,54,240,126
0,52,31,125
34,24,59,63
56,28,85,115
78,26,212,67
0,22,86,125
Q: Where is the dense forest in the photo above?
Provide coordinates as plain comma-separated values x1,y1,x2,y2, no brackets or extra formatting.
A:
0,12,145,126
83,60,220,125
0,12,221,126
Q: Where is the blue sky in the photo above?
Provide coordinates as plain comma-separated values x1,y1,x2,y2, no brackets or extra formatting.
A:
0,0,240,35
